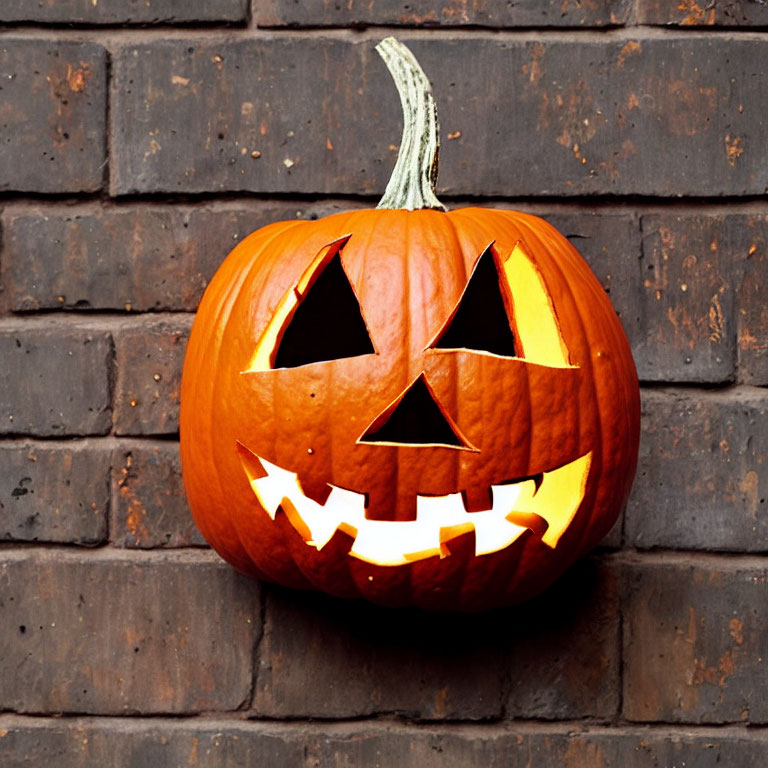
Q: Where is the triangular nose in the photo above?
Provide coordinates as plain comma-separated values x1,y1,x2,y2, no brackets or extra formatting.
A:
359,374,469,448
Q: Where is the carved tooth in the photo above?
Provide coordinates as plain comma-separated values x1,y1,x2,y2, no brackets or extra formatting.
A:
250,457,300,519
279,497,313,542
439,522,476,557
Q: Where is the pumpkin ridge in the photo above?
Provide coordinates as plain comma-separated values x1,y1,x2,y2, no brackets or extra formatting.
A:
219,221,316,584
184,219,308,574
508,211,602,559
523,212,633,559
572,240,639,547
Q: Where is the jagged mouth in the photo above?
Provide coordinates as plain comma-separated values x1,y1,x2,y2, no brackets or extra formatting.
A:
237,445,592,566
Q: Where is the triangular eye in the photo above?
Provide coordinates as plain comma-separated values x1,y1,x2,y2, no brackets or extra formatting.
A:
431,245,518,357
273,250,374,368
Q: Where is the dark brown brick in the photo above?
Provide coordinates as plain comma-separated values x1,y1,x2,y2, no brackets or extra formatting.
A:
623,556,768,723
113,318,193,435
256,0,632,27
110,37,768,198
0,40,106,193
2,203,357,313
253,558,619,720
0,551,259,714
2,718,768,767
0,324,112,437
111,441,206,548
735,217,768,385
308,726,768,767
638,0,768,27
637,215,737,383
0,0,248,24
254,585,505,719
0,442,108,545
633,213,768,385
503,559,621,718
626,388,768,551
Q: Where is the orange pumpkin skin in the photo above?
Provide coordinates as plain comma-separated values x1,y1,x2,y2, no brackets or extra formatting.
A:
180,206,640,611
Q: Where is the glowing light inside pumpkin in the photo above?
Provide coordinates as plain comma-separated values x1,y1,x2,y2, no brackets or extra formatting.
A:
238,444,592,566
502,241,572,369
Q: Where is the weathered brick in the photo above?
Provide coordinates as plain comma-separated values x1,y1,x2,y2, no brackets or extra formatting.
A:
626,388,768,551
2,203,356,313
0,551,259,714
0,40,106,193
0,0,249,24
111,441,205,548
253,558,618,720
2,718,768,767
0,441,108,545
623,556,768,723
734,217,768,385
113,317,192,435
634,213,768,384
636,214,736,383
638,0,768,27
307,726,768,767
254,584,505,719
0,324,112,437
504,559,620,718
256,0,632,28
111,37,768,198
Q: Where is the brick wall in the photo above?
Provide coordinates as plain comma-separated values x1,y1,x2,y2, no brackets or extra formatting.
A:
1,2,767,765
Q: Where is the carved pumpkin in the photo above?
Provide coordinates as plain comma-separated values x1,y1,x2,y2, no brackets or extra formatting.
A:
180,39,640,610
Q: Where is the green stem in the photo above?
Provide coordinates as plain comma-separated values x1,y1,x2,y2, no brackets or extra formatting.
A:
375,38,446,212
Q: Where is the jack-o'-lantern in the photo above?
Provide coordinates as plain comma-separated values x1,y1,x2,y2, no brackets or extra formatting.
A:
180,38,640,611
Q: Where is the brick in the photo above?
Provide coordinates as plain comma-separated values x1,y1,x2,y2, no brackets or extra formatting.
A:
253,558,618,720
0,551,259,714
0,40,106,193
735,216,768,385
111,37,768,198
113,318,193,435
636,214,737,383
308,727,768,767
503,558,620,719
111,441,206,548
253,584,504,719
2,719,768,768
256,0,632,28
0,325,112,437
626,388,768,551
3,203,357,313
0,0,249,24
634,213,768,384
638,0,768,27
623,556,768,723
0,442,108,545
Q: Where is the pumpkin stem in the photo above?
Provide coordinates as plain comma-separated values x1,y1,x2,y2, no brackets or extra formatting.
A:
375,38,446,212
